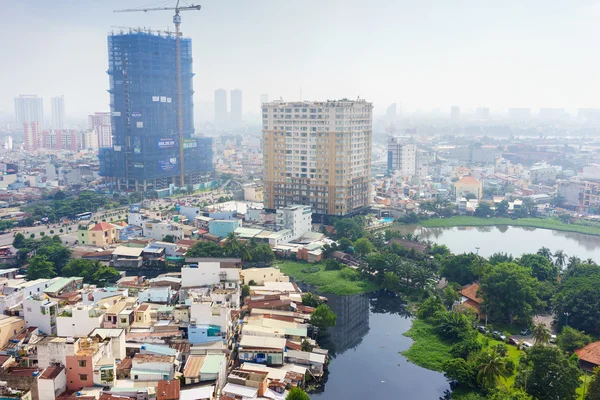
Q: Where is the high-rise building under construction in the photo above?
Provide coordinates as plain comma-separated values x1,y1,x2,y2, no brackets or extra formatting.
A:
99,30,213,191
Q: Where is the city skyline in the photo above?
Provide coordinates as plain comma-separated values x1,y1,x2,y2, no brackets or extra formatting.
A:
2,0,600,117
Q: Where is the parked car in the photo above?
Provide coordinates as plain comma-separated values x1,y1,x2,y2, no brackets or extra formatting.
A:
508,337,519,346
520,328,532,336
521,341,533,349
492,331,507,341
550,334,557,344
477,326,488,334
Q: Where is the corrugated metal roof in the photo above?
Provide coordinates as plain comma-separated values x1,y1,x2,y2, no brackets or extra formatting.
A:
200,354,224,375
183,355,205,378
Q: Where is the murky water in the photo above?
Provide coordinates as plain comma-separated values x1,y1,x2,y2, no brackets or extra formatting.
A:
311,292,450,399
394,225,600,261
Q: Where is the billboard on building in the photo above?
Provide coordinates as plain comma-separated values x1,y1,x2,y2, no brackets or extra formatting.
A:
129,204,141,213
158,158,178,172
133,137,142,154
158,137,175,149
183,139,197,149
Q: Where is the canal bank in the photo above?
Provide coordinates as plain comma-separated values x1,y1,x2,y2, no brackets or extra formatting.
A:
310,291,450,399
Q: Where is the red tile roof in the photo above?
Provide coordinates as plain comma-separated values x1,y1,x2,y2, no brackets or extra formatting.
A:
457,176,480,185
89,222,115,231
157,380,180,400
40,365,64,380
576,342,600,366
460,283,483,304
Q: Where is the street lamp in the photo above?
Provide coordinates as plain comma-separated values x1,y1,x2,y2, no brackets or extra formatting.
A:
564,312,571,327
475,246,480,255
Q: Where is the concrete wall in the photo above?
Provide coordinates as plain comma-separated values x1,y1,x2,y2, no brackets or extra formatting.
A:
56,308,103,338
66,355,93,390
38,368,66,400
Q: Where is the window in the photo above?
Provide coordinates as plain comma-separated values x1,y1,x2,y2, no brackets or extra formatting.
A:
79,374,88,381
79,360,87,368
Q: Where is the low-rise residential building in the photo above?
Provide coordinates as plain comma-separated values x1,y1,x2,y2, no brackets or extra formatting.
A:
182,354,227,386
81,222,119,247
131,353,176,381
56,304,105,337
0,316,25,348
238,336,286,366
454,176,482,200
240,267,289,286
38,365,67,400
209,219,240,238
138,287,172,304
23,295,58,335
66,336,115,390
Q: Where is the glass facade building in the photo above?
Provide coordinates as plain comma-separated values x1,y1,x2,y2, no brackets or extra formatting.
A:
99,31,212,191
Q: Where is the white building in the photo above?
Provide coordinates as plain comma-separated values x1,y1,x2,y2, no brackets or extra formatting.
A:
262,99,372,216
90,328,127,361
23,295,58,335
4,136,13,151
387,137,417,177
181,260,241,288
138,287,171,304
38,365,67,400
56,304,105,337
275,204,312,241
14,95,44,131
143,220,185,241
88,112,112,149
189,301,230,333
51,95,66,130
37,337,78,369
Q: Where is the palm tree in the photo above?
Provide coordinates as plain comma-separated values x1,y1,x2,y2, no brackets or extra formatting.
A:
223,232,252,261
475,348,508,388
567,256,581,270
537,247,552,261
554,250,567,269
532,322,550,345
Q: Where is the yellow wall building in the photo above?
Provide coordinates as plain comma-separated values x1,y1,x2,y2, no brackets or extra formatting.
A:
455,176,483,200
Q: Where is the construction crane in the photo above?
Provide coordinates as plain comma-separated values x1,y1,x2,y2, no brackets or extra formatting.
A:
114,1,202,188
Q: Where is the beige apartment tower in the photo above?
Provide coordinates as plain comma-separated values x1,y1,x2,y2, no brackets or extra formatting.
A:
262,99,372,216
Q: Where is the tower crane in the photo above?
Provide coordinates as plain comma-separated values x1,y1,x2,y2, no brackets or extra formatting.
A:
114,1,202,187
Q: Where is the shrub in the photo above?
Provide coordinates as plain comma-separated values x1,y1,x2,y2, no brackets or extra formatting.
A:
301,265,320,274
339,267,360,281
49,230,54,234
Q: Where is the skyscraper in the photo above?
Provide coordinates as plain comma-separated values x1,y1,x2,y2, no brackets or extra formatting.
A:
386,103,397,121
451,106,460,121
214,89,228,124
476,107,490,119
99,31,213,191
230,89,242,123
262,99,372,216
88,112,112,149
51,96,66,130
14,95,44,131
387,136,416,176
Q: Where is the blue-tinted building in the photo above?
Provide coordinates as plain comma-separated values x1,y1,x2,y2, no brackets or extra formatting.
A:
99,31,213,191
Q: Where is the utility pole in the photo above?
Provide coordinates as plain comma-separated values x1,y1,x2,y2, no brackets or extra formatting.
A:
114,1,201,188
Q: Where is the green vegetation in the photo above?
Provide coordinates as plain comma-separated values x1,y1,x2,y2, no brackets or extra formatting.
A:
310,304,337,332
277,260,378,295
420,216,600,236
23,191,128,224
402,318,454,371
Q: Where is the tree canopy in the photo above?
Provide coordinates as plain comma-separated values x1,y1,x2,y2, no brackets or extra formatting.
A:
27,255,57,280
516,345,580,400
553,263,600,333
480,262,542,324
310,304,337,332
186,241,226,258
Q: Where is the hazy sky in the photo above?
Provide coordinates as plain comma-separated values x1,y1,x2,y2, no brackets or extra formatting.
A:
2,0,600,117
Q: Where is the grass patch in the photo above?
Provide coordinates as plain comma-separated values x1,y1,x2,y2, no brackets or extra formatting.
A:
276,260,378,295
401,319,454,371
420,216,600,236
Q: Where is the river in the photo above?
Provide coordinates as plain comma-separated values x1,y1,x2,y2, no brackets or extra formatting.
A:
395,225,600,262
310,291,451,399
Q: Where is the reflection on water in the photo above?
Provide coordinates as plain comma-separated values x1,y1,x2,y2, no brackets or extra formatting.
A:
320,292,370,356
312,291,450,399
395,224,600,261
